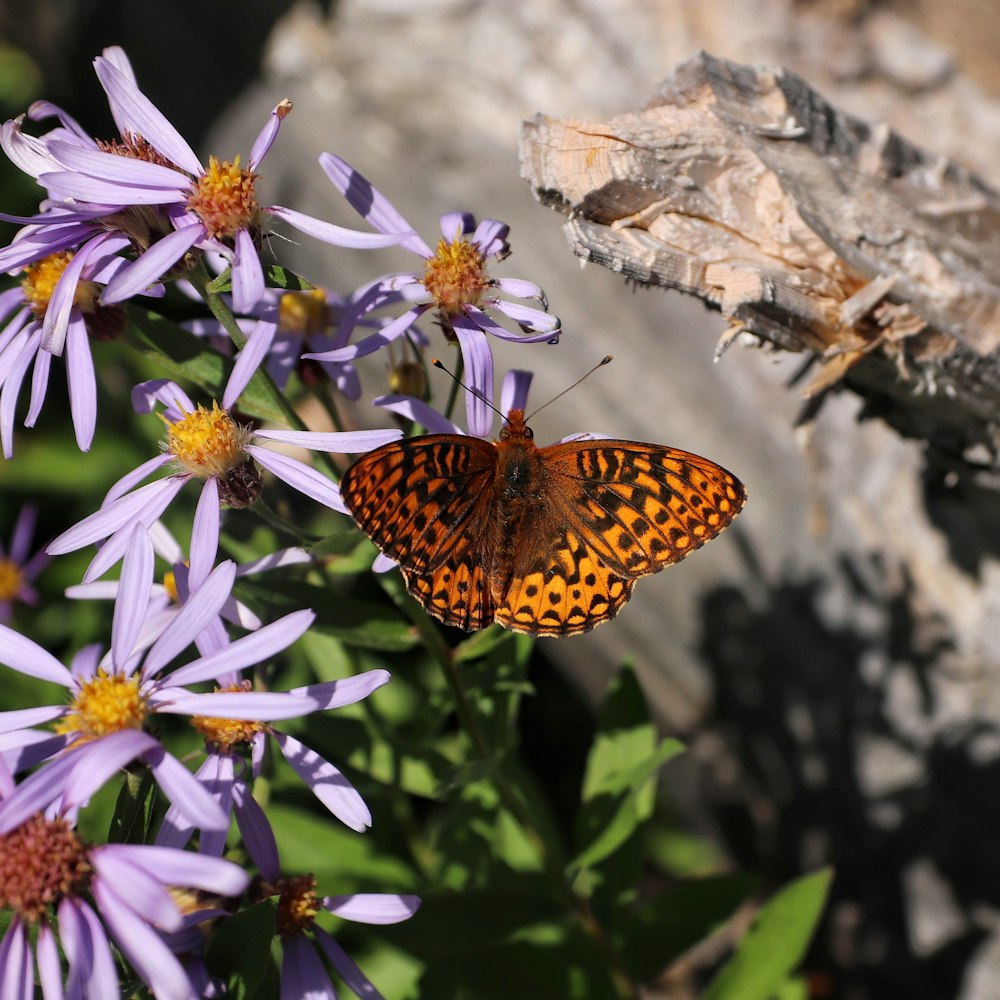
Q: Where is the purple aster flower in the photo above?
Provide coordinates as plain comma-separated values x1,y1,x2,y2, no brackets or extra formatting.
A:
0,504,50,621
10,48,412,315
0,243,157,455
182,276,431,405
0,787,249,1000
254,838,419,1000
155,665,391,852
303,153,561,436
45,346,403,583
66,518,312,648
0,552,318,838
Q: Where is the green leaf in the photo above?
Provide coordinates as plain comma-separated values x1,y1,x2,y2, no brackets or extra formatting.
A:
262,264,314,291
204,900,277,1000
107,767,157,845
701,869,833,1000
127,306,231,399
620,873,758,982
570,666,684,875
453,625,517,663
236,579,419,651
126,306,289,426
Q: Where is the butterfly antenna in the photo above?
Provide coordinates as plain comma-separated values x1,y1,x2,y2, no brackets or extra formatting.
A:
430,357,508,423
525,355,613,422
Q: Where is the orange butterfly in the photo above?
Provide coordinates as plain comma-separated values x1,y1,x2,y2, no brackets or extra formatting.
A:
340,409,746,637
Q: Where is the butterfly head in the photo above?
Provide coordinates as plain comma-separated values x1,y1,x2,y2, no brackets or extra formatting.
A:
499,409,534,443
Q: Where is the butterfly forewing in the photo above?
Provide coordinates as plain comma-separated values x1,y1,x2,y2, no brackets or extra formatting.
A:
341,437,496,571
340,436,501,630
541,440,746,577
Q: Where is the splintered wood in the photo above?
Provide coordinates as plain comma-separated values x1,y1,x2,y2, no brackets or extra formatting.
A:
519,51,1000,460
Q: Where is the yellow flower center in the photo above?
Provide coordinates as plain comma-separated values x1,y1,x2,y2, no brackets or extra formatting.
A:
162,401,251,479
273,875,320,936
0,558,22,601
422,237,489,315
21,252,100,319
187,155,261,242
190,681,268,750
0,815,91,923
162,569,179,602
278,289,329,336
56,670,147,740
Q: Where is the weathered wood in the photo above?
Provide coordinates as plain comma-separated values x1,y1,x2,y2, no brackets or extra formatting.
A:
519,51,1000,462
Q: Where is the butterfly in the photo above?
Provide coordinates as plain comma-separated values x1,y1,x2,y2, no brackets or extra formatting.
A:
340,409,746,637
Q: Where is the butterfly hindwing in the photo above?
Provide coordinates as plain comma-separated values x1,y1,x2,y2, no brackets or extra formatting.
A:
497,526,634,636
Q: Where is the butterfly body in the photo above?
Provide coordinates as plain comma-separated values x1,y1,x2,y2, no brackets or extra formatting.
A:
340,409,745,637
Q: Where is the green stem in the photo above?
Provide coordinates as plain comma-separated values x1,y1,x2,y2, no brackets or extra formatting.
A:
442,348,464,423
376,575,639,1000
251,499,320,544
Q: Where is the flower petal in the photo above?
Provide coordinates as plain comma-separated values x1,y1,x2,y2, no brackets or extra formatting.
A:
93,55,203,175
290,670,390,710
166,609,315,688
91,849,183,931
111,524,153,669
65,313,98,451
245,445,345,512
314,926,385,1000
91,880,196,1000
453,319,494,438
151,689,318,721
252,427,402,453
323,893,420,925
0,626,72,685
269,205,414,249
102,224,203,305
146,747,229,831
108,844,249,897
141,560,236,678
274,732,371,831
233,779,279,882
230,227,264,314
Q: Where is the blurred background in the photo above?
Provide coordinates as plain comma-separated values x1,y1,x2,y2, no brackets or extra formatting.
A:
4,1,1000,997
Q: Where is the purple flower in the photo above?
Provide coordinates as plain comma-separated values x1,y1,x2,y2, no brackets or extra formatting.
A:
0,245,155,455
254,839,419,1000
66,518,311,643
155,664,391,853
45,349,402,582
183,274,429,405
0,552,318,838
0,504,49,621
9,48,412,315
0,790,248,1000
303,154,561,436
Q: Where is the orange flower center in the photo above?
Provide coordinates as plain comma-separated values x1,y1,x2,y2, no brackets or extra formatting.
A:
187,155,261,241
422,237,489,315
273,875,320,936
0,815,91,923
21,252,100,319
162,401,251,479
56,670,147,741
190,681,269,751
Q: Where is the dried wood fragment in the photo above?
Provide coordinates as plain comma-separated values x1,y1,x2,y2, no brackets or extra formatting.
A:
519,51,1000,461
